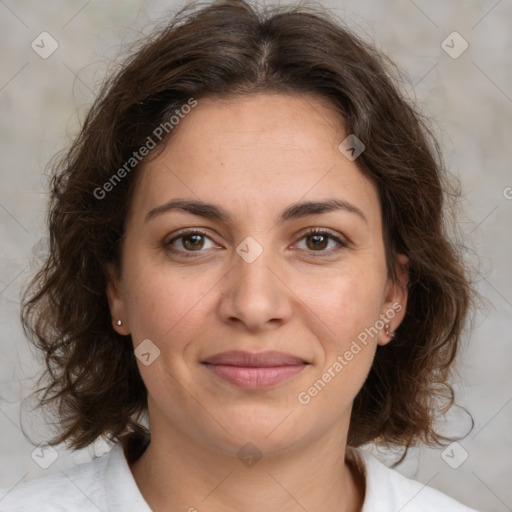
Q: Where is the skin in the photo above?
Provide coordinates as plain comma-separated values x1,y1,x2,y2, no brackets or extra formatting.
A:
106,93,408,512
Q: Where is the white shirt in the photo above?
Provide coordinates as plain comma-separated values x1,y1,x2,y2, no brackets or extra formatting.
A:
0,443,479,511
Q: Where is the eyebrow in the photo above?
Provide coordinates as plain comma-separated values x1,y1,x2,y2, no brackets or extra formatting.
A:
145,198,368,225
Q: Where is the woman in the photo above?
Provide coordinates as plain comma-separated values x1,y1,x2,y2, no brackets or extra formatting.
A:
0,1,478,510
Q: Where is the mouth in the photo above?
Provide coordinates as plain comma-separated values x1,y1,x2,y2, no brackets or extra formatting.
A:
201,350,309,389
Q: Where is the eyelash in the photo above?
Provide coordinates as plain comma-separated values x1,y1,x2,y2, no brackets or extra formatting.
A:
164,228,348,258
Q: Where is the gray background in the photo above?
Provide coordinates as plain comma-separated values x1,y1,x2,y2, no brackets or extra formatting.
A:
0,1,511,510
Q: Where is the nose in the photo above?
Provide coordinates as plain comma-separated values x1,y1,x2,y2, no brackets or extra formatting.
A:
217,244,293,333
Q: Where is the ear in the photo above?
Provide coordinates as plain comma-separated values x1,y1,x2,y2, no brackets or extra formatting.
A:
378,253,409,346
105,262,130,335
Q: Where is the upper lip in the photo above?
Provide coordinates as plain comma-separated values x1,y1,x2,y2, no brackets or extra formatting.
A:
202,351,307,367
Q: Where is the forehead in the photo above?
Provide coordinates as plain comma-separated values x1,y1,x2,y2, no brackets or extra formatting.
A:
127,93,381,231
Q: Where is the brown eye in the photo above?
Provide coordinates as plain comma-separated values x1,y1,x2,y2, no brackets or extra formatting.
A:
165,230,218,255
182,234,205,251
306,233,329,251
295,229,347,255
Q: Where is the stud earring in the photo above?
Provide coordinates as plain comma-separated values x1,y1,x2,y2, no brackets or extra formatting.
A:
385,324,395,338
116,320,122,326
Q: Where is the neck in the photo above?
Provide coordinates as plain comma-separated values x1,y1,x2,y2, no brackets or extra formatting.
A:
128,424,365,512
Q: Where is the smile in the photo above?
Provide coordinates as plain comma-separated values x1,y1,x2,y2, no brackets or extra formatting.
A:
201,350,309,389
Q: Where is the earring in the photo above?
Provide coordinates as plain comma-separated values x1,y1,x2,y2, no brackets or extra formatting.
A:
116,320,122,326
385,324,395,338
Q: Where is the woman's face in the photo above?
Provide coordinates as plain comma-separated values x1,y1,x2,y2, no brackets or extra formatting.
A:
107,93,407,456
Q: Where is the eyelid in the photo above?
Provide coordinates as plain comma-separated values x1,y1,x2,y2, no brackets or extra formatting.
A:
166,227,212,241
296,226,346,242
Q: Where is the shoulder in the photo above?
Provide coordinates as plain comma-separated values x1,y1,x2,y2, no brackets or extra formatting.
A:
0,448,110,512
352,448,480,512
0,442,151,512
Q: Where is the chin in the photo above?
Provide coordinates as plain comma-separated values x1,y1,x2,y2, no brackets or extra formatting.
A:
204,409,309,455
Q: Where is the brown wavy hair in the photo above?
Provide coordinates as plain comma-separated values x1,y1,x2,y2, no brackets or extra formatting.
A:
20,0,475,463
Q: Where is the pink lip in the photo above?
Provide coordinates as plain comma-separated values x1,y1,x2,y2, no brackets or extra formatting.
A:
201,351,309,389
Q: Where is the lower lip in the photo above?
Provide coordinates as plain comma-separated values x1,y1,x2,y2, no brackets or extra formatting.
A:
203,364,307,389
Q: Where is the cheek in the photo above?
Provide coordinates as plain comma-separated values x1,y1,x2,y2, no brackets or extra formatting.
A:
123,255,221,349
295,272,383,412
302,265,386,352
